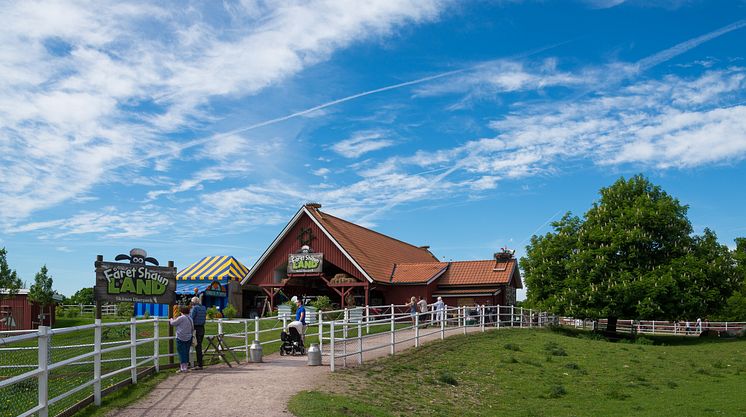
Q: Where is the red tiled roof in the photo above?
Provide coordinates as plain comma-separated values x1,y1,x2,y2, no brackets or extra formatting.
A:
433,287,502,296
307,207,440,283
438,259,521,288
391,262,449,284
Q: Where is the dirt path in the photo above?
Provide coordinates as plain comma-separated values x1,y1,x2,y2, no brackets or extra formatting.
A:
110,324,489,417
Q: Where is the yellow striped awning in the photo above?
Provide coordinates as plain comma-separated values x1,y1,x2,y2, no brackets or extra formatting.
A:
176,256,249,281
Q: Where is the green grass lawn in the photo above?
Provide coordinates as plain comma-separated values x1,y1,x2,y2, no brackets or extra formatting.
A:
289,328,746,417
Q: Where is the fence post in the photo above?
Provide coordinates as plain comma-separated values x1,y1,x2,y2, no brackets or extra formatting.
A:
652,320,656,335
440,305,445,340
415,313,420,348
244,320,250,363
218,318,223,336
529,309,533,328
94,319,103,406
390,304,395,356
358,321,363,365
365,305,370,334
480,305,485,332
462,307,467,335
511,305,515,327
497,304,501,329
254,317,260,342
330,320,336,372
38,326,49,417
343,309,348,368
282,313,287,330
153,317,159,373
130,317,137,384
520,307,524,328
318,312,323,353
725,322,728,332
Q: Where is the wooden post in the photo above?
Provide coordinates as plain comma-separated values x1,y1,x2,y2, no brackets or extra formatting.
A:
415,313,420,348
328,319,335,372
153,317,159,373
168,261,175,365
94,319,102,405
390,304,395,356
130,317,137,384
38,326,49,417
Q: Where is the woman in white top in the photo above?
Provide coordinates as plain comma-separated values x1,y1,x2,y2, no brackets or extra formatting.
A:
170,306,194,373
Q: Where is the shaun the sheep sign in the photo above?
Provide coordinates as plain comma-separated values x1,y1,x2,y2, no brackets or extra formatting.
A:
288,246,323,274
94,248,177,304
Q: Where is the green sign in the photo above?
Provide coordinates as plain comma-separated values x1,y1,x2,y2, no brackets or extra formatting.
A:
95,261,176,304
288,253,323,273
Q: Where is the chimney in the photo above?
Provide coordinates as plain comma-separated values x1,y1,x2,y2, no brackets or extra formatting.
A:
305,202,322,210
419,245,430,250
494,247,515,261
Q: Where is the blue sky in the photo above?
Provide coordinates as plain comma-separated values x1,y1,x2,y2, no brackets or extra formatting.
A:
1,0,745,299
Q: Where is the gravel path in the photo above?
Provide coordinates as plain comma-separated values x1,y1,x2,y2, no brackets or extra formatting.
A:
110,324,491,417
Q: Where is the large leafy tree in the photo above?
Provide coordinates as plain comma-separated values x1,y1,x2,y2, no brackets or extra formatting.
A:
70,287,95,305
716,238,746,320
0,247,23,299
524,175,740,331
29,265,55,324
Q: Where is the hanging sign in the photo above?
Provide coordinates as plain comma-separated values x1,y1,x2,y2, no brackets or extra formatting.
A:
94,248,177,304
204,281,227,298
288,253,323,274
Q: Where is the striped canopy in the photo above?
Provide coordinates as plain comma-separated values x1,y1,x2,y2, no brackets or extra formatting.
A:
177,256,249,281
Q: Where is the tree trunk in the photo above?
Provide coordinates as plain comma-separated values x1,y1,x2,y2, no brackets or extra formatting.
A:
606,316,618,333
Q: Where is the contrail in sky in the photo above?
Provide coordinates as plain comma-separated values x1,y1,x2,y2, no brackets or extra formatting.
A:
357,18,746,224
156,41,571,159
636,19,746,71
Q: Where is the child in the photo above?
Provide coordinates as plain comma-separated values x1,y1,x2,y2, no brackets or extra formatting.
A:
170,305,194,373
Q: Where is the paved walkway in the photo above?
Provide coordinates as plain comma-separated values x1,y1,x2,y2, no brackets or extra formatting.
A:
110,324,489,417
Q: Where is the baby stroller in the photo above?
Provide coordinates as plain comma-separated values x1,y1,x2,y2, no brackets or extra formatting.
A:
280,323,306,356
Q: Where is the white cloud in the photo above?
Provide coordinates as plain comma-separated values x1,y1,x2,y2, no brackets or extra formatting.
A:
332,131,396,158
0,0,447,226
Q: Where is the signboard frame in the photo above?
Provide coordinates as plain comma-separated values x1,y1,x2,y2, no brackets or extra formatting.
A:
94,260,177,304
287,252,324,274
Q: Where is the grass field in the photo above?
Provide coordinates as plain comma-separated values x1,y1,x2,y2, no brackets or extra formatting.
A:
289,328,746,417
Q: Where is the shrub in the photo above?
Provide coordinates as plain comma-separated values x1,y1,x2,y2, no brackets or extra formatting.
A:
206,306,220,319
438,371,458,386
65,308,80,318
116,302,133,318
284,300,298,314
544,341,568,356
548,385,567,398
310,296,333,311
223,304,238,319
634,336,654,345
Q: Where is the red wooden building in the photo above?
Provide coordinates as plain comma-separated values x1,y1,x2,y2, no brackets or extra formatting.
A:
241,203,521,311
0,289,62,330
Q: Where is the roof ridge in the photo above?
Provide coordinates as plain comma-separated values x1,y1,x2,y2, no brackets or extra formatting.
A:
318,209,439,261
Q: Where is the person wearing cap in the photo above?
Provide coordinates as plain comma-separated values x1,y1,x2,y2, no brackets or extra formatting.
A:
190,296,206,369
434,296,445,324
290,296,307,340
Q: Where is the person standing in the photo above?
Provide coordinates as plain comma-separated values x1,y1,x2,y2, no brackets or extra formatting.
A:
170,306,194,373
434,296,445,324
291,296,307,340
417,296,428,326
190,297,207,370
685,320,692,335
406,296,417,325
696,317,702,334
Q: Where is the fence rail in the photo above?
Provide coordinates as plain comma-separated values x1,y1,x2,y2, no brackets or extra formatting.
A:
3,303,743,417
561,317,746,336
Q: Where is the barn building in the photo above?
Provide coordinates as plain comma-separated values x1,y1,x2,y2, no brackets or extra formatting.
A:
241,203,521,313
0,289,63,330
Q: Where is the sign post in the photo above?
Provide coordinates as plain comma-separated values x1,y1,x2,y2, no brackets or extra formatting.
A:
94,249,177,365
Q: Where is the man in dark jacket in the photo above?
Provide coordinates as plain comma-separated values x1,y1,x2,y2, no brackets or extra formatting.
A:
190,296,207,369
